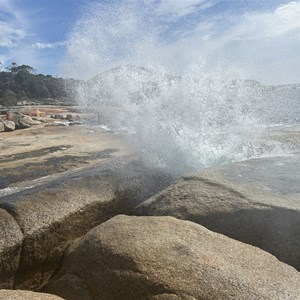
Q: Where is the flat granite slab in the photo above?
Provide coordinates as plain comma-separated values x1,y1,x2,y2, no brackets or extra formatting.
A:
0,124,129,190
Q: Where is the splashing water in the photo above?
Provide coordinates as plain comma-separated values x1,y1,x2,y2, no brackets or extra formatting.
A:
63,1,300,175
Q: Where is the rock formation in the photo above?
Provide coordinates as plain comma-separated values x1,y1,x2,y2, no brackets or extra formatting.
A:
0,158,172,290
1,119,15,131
44,215,300,300
133,154,300,271
6,112,32,129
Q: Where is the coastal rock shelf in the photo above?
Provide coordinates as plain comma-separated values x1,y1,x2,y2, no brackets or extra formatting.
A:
1,122,300,299
1,153,299,300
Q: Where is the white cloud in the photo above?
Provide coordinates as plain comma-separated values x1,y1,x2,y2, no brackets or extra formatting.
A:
0,0,64,73
32,41,65,49
202,1,300,83
65,0,300,84
265,1,300,36
0,2,27,49
153,0,215,18
0,0,29,67
235,1,300,40
157,0,300,82
0,41,16,48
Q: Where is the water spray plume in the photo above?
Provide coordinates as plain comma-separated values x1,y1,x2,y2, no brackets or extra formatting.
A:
63,1,299,175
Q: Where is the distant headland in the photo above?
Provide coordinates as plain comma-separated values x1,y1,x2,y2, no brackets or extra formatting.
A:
0,62,81,108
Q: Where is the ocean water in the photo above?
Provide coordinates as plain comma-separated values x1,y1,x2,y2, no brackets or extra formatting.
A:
63,1,300,175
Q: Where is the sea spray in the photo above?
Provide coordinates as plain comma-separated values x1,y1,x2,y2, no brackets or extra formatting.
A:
63,1,299,175
73,64,271,174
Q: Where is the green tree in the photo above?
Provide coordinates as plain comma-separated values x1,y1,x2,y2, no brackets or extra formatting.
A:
7,62,18,73
0,62,78,106
0,89,18,106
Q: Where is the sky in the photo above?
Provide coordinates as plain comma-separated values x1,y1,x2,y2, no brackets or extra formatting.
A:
0,0,299,83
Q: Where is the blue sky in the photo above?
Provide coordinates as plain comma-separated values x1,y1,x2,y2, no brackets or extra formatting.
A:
0,0,85,75
0,0,299,83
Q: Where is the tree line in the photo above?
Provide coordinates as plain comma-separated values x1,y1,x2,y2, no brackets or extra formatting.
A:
0,62,78,107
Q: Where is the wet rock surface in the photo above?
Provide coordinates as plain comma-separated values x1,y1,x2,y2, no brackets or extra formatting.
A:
44,215,300,300
133,153,300,271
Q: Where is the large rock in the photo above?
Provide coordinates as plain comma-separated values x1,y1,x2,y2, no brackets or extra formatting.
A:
0,158,172,290
53,114,64,120
32,117,49,123
0,121,4,132
0,290,64,300
21,115,35,125
133,154,300,271
1,120,15,131
6,112,32,129
44,215,300,300
22,115,41,125
0,208,23,289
